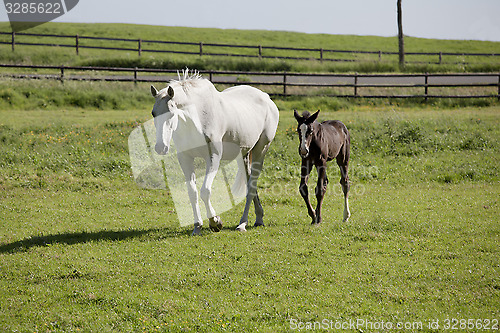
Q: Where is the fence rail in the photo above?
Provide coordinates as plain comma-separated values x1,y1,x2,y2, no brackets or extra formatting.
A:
1,31,500,64
1,64,499,99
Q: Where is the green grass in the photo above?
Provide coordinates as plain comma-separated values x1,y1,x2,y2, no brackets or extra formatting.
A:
1,22,499,73
0,104,499,332
1,79,499,113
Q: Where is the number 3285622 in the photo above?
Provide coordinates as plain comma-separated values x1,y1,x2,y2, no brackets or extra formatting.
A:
5,2,62,14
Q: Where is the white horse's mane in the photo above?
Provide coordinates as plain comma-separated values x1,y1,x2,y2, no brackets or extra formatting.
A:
171,68,203,87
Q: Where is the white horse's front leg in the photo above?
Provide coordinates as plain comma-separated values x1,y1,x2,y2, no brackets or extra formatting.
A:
178,153,203,235
200,145,223,232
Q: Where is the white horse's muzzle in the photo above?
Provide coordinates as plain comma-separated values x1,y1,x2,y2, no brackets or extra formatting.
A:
155,143,168,155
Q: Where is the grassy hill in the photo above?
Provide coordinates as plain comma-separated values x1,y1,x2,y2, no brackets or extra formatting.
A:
1,22,499,73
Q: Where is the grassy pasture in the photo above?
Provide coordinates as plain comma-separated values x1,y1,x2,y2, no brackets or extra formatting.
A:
1,22,500,73
0,98,499,332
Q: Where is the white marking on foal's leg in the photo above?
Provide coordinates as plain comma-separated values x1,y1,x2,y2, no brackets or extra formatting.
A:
343,196,350,222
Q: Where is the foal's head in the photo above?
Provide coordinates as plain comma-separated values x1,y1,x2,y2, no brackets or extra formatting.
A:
294,110,320,158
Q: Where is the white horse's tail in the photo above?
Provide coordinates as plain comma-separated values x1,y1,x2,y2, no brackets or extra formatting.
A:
231,163,247,198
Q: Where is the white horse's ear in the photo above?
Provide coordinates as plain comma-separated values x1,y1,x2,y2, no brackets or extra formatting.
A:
167,86,175,98
151,85,158,97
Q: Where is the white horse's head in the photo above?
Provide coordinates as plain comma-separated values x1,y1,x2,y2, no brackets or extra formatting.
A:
150,85,184,155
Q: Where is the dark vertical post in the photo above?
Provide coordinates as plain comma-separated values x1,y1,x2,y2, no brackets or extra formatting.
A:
11,32,15,51
283,72,287,96
60,66,64,82
320,48,323,62
138,39,142,56
134,67,138,85
209,71,213,82
439,52,442,64
199,42,203,56
424,73,429,101
75,34,79,55
497,73,500,101
258,45,262,59
397,0,405,69
354,73,358,97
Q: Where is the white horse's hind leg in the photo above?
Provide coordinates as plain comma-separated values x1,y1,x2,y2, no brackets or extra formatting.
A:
178,153,203,235
253,195,264,226
237,147,267,231
200,147,223,232
240,152,264,227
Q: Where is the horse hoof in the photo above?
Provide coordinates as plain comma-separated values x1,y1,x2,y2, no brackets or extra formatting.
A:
209,216,223,232
236,222,248,232
254,221,264,227
192,225,202,236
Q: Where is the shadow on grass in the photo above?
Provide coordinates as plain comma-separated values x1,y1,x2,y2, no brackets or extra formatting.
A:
0,227,194,254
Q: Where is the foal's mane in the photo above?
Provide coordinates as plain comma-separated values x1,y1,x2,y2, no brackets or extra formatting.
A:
301,111,311,119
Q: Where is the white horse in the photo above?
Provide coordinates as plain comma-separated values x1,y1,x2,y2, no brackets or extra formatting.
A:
150,70,279,235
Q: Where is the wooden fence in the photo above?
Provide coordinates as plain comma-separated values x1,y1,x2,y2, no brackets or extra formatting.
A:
1,64,499,99
1,31,500,65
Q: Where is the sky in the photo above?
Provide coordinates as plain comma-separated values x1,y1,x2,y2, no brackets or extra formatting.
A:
1,0,500,41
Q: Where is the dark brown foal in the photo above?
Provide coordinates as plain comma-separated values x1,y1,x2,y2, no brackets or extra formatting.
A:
294,110,351,224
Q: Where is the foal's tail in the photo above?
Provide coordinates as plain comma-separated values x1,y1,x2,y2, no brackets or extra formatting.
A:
340,122,351,165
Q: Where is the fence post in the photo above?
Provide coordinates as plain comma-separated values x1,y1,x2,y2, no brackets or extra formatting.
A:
320,48,323,62
283,72,287,96
209,71,213,82
75,34,79,55
354,73,358,97
424,73,429,101
439,52,442,64
199,42,203,56
60,66,64,82
258,45,262,59
134,67,138,85
379,51,382,62
138,39,142,56
11,32,15,51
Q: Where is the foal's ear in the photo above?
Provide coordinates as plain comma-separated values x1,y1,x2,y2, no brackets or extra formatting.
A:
293,109,301,122
306,110,320,124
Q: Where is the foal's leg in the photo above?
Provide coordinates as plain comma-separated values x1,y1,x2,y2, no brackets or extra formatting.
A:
314,164,328,224
337,154,350,222
200,143,223,232
299,159,316,224
177,153,203,235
